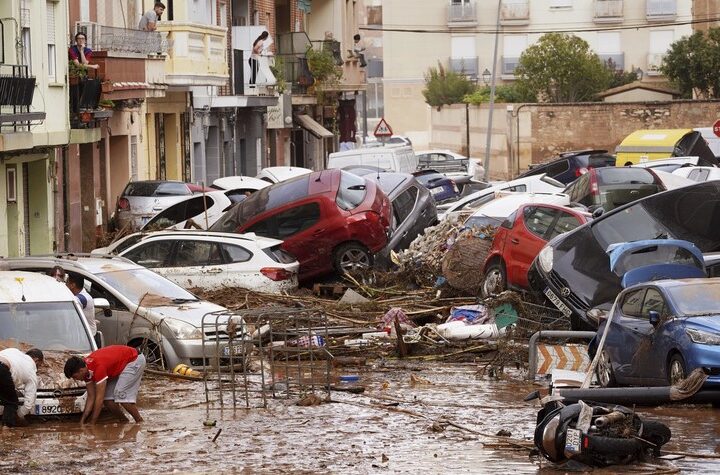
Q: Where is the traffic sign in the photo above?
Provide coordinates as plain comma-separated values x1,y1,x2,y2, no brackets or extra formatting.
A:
373,117,393,138
713,119,720,138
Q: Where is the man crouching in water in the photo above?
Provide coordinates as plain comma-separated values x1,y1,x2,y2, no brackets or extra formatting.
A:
64,345,146,424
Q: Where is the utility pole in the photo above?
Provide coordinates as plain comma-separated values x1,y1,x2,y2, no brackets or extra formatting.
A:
465,102,470,160
483,0,502,180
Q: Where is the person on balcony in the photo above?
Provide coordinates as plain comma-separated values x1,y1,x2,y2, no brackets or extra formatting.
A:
249,31,269,85
348,34,367,68
139,2,166,31
68,33,99,71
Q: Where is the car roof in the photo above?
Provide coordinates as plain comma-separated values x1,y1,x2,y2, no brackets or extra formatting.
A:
212,176,270,190
469,192,569,217
126,180,186,185
129,230,283,248
0,271,76,303
2,255,145,274
365,172,412,196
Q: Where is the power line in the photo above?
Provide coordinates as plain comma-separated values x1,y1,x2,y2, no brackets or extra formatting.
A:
360,15,720,35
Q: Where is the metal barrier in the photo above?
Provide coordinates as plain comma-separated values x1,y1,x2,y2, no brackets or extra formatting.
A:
527,330,596,380
201,306,332,411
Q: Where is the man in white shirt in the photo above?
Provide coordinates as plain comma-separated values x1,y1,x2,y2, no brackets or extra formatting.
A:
66,273,99,348
0,348,43,427
139,2,165,31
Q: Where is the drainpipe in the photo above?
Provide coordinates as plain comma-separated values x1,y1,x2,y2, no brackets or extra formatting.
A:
482,0,502,180
513,103,531,176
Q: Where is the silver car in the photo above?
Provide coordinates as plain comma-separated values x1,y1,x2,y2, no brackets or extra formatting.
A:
4,256,246,371
114,181,203,231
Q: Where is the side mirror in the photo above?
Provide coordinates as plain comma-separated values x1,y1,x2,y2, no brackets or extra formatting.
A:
648,310,660,327
103,308,113,318
592,207,605,219
94,298,110,309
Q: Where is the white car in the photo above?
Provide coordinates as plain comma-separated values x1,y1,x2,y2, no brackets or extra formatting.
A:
212,176,270,193
464,192,571,228
439,174,565,220
672,165,720,182
141,190,233,230
415,149,474,176
256,166,313,184
631,156,700,173
117,231,299,293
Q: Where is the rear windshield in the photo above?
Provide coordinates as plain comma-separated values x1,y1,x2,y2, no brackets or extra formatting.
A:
589,155,616,168
144,196,216,228
123,182,190,197
263,245,297,264
597,168,656,185
336,171,367,210
210,175,310,232
669,282,720,315
613,245,702,275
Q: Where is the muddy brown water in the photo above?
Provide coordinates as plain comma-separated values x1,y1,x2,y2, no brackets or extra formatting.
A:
1,362,718,473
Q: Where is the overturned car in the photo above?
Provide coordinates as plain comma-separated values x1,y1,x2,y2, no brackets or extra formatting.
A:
528,181,720,330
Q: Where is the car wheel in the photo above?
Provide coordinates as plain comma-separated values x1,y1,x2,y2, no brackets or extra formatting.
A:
333,243,373,275
667,353,687,386
130,338,164,368
481,263,506,297
596,350,617,388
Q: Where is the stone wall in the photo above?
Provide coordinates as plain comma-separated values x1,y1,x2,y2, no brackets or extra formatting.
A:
430,100,720,180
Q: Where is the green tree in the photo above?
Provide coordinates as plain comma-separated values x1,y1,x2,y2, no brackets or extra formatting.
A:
662,28,720,99
463,83,536,104
514,33,611,102
422,62,477,110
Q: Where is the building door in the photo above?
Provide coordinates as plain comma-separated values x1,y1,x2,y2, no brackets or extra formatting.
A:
26,160,50,255
6,165,19,257
156,113,166,179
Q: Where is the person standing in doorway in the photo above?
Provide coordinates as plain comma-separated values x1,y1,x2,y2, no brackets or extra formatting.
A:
139,2,166,31
0,348,44,427
64,346,146,425
66,273,100,348
249,31,269,84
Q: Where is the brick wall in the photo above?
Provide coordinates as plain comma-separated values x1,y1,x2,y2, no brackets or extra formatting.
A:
693,0,720,31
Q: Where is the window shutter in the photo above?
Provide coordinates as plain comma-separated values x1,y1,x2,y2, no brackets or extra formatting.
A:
46,2,56,45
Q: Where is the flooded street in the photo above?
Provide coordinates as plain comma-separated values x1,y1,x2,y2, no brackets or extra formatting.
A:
1,362,719,473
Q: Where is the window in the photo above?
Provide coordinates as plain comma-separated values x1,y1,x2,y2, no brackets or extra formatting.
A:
523,206,557,238
506,184,527,192
46,2,57,81
451,36,476,59
222,243,252,263
597,32,621,54
247,202,321,239
564,172,589,203
219,2,228,27
336,171,367,210
503,35,527,75
21,28,32,73
367,6,382,25
172,241,222,267
546,159,570,177
548,211,582,240
392,186,419,228
621,288,645,317
124,241,174,268
649,30,674,54
641,288,666,318
688,169,710,182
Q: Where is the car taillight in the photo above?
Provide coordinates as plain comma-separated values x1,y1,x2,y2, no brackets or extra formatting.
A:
575,167,588,177
260,267,294,281
117,197,130,210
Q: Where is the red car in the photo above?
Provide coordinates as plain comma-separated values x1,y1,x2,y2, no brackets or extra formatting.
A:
210,169,392,281
481,203,590,296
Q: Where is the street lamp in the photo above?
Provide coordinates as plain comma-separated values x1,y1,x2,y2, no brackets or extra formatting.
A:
635,67,644,81
482,68,491,86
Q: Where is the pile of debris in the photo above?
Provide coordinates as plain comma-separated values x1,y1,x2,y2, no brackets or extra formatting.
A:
392,216,496,291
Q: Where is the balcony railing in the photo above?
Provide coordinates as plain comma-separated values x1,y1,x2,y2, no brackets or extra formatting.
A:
0,64,44,131
502,56,520,76
157,22,228,86
311,40,366,91
500,0,530,25
599,53,625,70
69,69,111,129
646,0,676,21
647,53,666,75
96,25,166,56
448,1,477,26
594,0,623,22
277,32,314,94
449,57,479,79
92,51,167,99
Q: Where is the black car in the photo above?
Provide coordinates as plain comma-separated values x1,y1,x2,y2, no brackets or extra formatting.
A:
562,167,665,212
528,181,720,330
517,150,616,185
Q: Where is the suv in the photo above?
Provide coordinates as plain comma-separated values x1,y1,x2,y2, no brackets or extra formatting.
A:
563,167,665,212
516,150,616,185
3,255,247,370
0,271,94,416
211,169,392,280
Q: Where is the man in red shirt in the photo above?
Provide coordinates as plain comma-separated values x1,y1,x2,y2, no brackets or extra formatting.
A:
64,345,146,424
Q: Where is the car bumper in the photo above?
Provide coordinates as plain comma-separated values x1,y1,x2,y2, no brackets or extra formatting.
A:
116,211,155,230
685,344,720,385
528,261,595,330
168,337,249,370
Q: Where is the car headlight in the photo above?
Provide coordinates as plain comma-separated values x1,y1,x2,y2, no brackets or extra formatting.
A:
686,328,720,345
538,245,554,273
164,318,203,340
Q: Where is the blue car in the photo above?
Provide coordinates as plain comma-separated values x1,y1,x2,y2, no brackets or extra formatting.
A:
412,170,460,204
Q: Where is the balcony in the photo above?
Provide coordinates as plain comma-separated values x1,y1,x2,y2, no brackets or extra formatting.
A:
598,53,625,70
594,0,623,23
276,32,315,95
646,0,676,21
448,1,477,27
312,40,367,92
449,57,479,79
92,51,167,100
647,53,666,75
156,22,228,86
0,65,44,132
500,0,530,25
502,56,521,76
69,70,112,129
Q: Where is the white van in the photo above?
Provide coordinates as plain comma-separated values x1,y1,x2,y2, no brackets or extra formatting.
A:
327,145,418,173
0,271,97,416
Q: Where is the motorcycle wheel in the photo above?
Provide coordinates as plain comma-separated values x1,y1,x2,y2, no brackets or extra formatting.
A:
640,421,672,455
579,434,642,466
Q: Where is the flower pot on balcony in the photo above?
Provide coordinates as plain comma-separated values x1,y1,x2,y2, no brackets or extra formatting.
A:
80,111,93,123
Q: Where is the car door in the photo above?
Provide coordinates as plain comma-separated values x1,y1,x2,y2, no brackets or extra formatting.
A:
84,276,134,346
637,287,669,385
218,242,260,288
506,206,557,288
390,186,419,251
121,240,174,269
606,287,647,384
163,240,225,289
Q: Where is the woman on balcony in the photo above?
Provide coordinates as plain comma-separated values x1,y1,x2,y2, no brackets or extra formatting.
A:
68,33,99,71
249,31,269,85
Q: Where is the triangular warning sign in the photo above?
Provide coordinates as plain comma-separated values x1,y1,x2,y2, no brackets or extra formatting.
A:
373,117,393,138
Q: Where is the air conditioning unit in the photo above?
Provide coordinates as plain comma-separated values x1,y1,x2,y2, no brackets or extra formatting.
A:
75,22,102,50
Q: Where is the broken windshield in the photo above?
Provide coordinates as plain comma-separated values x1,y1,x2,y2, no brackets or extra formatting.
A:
95,268,197,306
0,302,93,352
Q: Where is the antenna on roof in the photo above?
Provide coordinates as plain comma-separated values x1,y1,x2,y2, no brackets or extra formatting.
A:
315,170,323,182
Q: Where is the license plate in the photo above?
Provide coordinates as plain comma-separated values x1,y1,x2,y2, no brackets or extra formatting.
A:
564,428,582,455
34,400,79,416
544,287,573,318
223,344,245,357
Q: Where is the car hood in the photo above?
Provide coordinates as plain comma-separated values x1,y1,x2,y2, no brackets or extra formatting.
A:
684,316,720,332
124,196,189,214
146,300,231,327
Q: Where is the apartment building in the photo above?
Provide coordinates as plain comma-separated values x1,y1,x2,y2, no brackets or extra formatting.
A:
382,0,693,148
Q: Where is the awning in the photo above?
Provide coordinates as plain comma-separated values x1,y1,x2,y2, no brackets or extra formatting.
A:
296,114,334,139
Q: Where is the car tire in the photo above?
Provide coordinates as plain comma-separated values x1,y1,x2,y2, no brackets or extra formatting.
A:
667,353,687,386
130,338,163,368
333,243,373,276
481,263,506,297
596,350,617,388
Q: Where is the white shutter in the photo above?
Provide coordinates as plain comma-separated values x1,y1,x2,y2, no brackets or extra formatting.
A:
47,2,56,45
21,0,30,28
